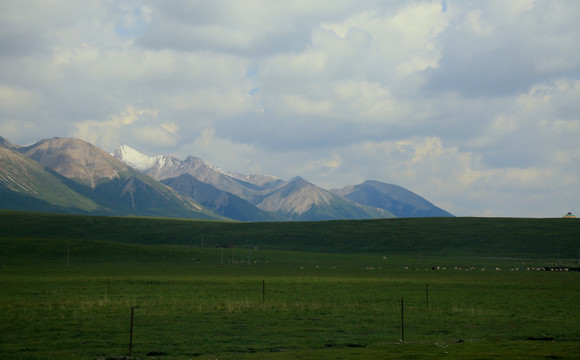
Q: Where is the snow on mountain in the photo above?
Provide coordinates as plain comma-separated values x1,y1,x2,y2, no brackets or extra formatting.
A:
113,145,285,193
2,137,453,221
204,161,228,176
112,145,158,171
113,145,226,176
9,138,221,219
112,145,274,201
111,144,451,220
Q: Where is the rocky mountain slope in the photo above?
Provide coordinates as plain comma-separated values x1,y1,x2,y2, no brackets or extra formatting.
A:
112,145,271,200
21,138,129,189
253,177,394,221
113,146,399,221
1,137,224,219
0,140,102,213
161,174,281,222
332,180,453,218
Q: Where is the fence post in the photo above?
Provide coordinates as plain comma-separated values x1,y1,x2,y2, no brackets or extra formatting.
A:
129,307,134,356
401,297,405,342
426,282,429,309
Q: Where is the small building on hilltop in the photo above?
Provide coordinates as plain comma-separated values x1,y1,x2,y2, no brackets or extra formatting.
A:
563,212,576,218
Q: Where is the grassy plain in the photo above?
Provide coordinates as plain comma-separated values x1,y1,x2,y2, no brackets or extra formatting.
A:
2,210,580,258
1,211,579,359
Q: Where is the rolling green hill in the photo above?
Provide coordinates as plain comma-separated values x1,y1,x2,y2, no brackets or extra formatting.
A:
1,210,579,258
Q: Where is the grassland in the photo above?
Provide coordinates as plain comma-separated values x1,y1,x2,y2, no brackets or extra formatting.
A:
2,210,580,258
1,210,579,359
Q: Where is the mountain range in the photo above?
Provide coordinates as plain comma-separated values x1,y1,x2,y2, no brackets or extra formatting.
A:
1,136,453,221
0,137,221,219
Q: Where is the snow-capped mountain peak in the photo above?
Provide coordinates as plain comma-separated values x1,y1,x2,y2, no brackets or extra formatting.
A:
204,160,227,175
112,145,157,171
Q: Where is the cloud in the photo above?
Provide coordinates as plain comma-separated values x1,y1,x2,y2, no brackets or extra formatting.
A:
466,79,580,169
135,0,356,55
1,0,579,217
161,122,179,135
180,128,265,175
319,2,449,79
115,5,153,38
319,137,572,217
133,126,178,147
0,84,38,113
73,105,161,149
427,0,580,97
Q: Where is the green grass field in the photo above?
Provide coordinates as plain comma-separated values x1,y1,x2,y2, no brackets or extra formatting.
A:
2,210,580,258
1,211,579,359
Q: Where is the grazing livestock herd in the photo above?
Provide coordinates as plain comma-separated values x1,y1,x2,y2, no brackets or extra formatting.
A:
401,265,578,272
292,263,579,272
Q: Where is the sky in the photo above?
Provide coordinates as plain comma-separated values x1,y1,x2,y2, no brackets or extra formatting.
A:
1,0,579,217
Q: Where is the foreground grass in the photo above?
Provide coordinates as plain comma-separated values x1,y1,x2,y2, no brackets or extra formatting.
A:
217,341,579,360
1,239,579,359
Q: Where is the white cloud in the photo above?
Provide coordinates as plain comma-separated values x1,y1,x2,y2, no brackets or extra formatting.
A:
320,2,449,78
0,119,30,140
73,105,160,149
279,95,332,116
181,128,265,175
133,126,178,147
0,84,38,112
161,122,179,135
459,10,495,37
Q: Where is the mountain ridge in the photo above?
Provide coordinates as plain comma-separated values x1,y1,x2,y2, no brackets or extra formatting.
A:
113,145,453,220
2,137,225,220
332,180,453,218
0,136,454,220
161,174,281,222
112,145,271,200
0,141,103,213
22,137,128,189
252,176,395,221
113,146,401,221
